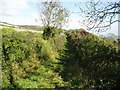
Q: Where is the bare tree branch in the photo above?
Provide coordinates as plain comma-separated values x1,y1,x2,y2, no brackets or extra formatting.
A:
76,0,120,32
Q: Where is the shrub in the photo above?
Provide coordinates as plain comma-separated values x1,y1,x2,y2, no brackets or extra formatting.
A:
59,29,120,89
2,28,65,88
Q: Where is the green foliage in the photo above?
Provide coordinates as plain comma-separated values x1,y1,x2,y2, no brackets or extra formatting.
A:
60,29,120,89
14,59,65,88
2,28,120,89
43,26,55,40
43,26,66,54
43,25,66,53
48,34,66,53
2,28,65,88
100,33,118,48
43,26,62,40
2,59,11,88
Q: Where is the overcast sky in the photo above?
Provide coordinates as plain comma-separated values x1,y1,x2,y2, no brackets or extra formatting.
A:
0,0,119,36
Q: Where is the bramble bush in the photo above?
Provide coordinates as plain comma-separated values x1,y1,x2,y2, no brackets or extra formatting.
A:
2,28,65,88
59,29,120,89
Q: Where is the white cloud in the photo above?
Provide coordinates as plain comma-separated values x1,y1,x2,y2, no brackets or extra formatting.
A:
0,0,41,26
0,0,29,16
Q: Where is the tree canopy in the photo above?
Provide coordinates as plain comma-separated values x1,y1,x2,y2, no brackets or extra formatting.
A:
39,0,69,28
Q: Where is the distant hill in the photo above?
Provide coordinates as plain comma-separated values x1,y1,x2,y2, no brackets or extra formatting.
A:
17,25,43,31
0,21,16,28
0,21,43,31
118,35,120,39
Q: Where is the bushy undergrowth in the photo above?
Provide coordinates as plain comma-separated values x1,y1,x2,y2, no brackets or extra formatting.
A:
59,30,120,89
1,28,120,89
2,28,65,88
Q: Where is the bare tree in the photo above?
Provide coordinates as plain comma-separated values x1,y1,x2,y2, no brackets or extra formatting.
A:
76,0,120,32
38,0,69,28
